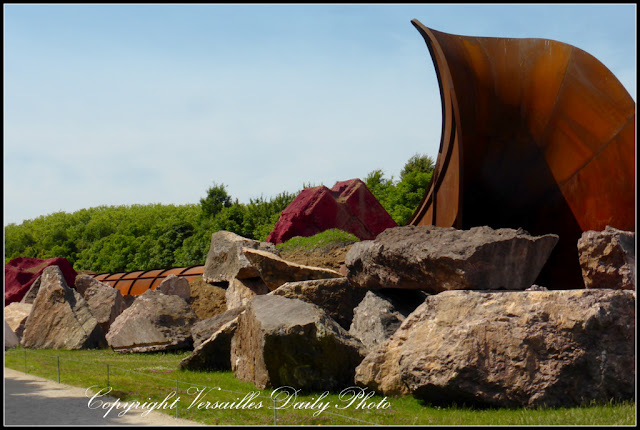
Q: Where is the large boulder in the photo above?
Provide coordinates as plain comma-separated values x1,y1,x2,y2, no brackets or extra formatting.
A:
4,302,33,339
349,290,427,351
355,289,636,408
5,257,77,305
269,277,368,330
242,248,342,291
225,277,270,310
21,266,105,350
578,226,635,290
203,231,279,283
156,274,191,300
267,178,397,244
75,275,127,334
346,225,559,293
179,308,246,371
105,290,198,353
231,295,366,391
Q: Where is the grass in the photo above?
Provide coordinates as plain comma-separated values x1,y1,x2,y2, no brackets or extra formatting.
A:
276,229,360,254
4,347,636,426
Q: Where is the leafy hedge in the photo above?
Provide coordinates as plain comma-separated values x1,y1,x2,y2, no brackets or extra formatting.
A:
4,154,434,273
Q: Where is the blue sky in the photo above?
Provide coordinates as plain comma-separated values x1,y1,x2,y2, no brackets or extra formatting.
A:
4,4,636,225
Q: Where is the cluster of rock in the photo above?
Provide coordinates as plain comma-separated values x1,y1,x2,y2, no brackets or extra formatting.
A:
4,222,635,409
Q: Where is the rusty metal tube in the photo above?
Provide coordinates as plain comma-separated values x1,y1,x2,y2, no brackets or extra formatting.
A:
409,19,635,288
92,265,204,295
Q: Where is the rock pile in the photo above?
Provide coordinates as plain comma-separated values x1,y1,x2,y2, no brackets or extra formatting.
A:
8,221,635,409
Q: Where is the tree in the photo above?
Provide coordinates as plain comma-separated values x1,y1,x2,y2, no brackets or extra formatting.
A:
200,182,233,218
400,153,435,180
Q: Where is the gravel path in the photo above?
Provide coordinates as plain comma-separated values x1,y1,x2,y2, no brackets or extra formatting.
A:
4,368,203,426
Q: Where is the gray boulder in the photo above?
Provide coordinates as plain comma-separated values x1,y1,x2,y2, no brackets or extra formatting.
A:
76,275,127,333
346,225,558,293
578,226,635,290
156,274,191,300
203,231,279,283
21,266,105,350
349,290,427,351
355,289,635,408
4,302,33,339
269,277,368,330
191,306,246,349
179,310,245,371
106,290,198,353
231,295,366,391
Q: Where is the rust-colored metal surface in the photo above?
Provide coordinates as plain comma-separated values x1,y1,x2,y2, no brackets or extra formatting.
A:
92,265,204,295
409,19,636,289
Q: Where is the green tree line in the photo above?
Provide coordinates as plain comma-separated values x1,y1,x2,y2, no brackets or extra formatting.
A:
4,153,434,273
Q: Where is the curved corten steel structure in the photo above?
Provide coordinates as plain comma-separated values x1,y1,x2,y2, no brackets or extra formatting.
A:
409,19,635,289
92,265,204,295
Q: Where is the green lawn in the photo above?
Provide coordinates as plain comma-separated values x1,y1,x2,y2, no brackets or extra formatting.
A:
4,347,635,426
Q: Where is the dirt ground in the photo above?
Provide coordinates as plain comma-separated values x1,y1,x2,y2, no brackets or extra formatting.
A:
279,243,353,273
188,277,227,320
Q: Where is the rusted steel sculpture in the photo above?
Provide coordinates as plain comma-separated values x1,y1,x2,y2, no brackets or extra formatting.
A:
93,265,204,295
409,19,635,289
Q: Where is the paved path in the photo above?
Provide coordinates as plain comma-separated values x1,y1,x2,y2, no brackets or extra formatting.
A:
4,368,203,426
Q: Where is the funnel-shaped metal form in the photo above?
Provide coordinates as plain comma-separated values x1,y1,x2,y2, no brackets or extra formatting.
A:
409,20,635,288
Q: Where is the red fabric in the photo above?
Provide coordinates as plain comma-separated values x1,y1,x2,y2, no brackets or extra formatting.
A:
267,179,397,244
4,257,77,305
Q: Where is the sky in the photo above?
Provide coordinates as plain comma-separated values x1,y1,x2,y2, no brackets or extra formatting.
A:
3,3,637,226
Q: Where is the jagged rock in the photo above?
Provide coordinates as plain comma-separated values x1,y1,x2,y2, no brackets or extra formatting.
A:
179,310,246,371
156,274,191,300
5,321,20,349
191,306,246,349
105,290,198,353
346,225,559,293
578,226,635,290
266,178,397,244
5,257,77,305
231,295,366,391
226,278,270,309
20,276,41,304
242,248,342,291
269,277,367,330
77,275,127,334
355,289,636,408
203,231,279,283
4,302,33,339
21,266,105,350
349,290,427,351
